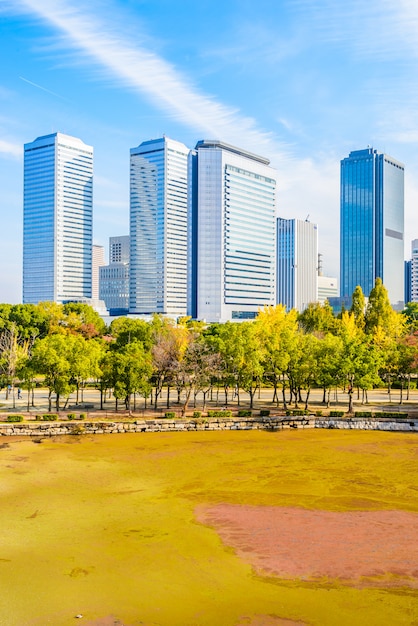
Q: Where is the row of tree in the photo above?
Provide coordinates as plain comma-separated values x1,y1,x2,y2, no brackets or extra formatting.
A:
1,279,418,414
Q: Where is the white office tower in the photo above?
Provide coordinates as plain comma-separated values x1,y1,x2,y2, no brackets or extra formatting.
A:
277,218,318,312
23,132,93,304
92,244,105,300
189,140,277,322
99,235,130,314
129,137,189,316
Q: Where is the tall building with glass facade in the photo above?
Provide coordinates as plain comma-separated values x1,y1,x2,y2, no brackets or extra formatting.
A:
276,218,318,312
340,148,404,306
109,235,130,264
99,235,130,315
92,244,105,300
188,140,277,322
409,239,418,303
23,132,93,304
129,137,189,316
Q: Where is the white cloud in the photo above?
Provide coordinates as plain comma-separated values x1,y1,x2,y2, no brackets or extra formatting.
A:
11,0,291,166
0,139,22,159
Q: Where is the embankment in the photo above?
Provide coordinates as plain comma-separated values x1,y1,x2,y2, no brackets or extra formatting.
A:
1,415,417,436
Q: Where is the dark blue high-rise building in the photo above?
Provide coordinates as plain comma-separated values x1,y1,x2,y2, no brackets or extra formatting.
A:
340,148,404,306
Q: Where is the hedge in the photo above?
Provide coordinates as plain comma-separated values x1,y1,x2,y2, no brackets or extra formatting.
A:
207,410,232,418
6,415,24,422
329,411,345,417
237,410,252,417
35,414,58,421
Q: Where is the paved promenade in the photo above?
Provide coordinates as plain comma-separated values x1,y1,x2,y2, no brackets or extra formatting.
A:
2,385,418,418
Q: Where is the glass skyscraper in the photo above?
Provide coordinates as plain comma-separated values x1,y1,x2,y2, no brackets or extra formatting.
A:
277,218,318,312
189,140,277,322
340,148,404,305
129,137,189,316
23,132,93,304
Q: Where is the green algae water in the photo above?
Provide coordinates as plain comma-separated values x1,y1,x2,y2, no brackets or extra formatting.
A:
0,429,417,626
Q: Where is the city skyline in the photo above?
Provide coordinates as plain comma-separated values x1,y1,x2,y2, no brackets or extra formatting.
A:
2,1,418,302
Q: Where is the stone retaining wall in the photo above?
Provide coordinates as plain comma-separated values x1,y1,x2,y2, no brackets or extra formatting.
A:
0,415,417,436
315,418,418,432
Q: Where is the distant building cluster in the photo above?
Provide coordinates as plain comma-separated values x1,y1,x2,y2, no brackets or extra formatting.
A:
23,133,412,320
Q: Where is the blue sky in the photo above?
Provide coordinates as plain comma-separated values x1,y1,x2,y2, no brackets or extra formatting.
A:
1,0,418,303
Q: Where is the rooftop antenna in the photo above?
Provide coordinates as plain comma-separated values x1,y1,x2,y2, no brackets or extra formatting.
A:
305,214,310,222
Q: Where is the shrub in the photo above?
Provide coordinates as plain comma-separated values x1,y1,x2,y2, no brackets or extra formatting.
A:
354,411,372,418
164,411,176,419
6,414,24,422
237,410,252,417
286,409,309,416
41,414,58,421
67,413,76,420
260,409,270,417
329,411,344,417
375,412,408,419
192,411,202,419
79,413,86,420
207,410,232,418
315,410,323,417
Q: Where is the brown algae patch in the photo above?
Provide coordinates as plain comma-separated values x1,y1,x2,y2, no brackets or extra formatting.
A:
197,504,418,588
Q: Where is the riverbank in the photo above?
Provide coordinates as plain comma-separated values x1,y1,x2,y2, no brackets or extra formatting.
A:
1,414,417,436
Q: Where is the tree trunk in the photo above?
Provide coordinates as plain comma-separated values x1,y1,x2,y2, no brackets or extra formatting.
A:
348,387,353,413
282,382,288,410
181,387,193,416
304,387,311,411
249,387,255,409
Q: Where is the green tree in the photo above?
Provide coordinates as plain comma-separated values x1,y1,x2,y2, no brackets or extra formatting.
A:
350,285,366,329
286,332,319,409
0,324,33,407
256,305,298,408
109,317,152,349
235,322,265,409
365,278,404,337
62,302,106,338
315,333,344,406
106,340,153,413
337,312,369,412
298,301,337,334
31,334,77,411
